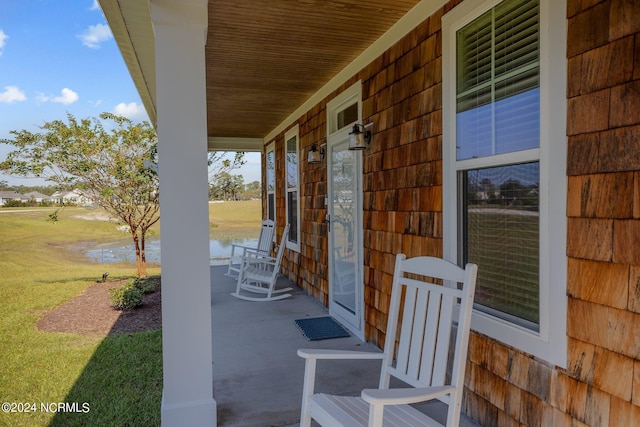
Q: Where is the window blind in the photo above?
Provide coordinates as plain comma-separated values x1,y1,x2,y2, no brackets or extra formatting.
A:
456,0,541,329
456,0,540,161
464,163,540,327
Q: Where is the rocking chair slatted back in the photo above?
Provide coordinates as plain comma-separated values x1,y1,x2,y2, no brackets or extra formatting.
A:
226,219,276,277
297,254,477,427
381,255,477,404
256,219,276,253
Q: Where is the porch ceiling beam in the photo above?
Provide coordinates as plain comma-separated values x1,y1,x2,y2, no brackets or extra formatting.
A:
207,137,264,152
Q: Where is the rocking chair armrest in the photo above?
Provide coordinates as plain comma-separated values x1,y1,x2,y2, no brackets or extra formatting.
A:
241,253,277,266
361,385,455,405
297,349,385,361
230,243,255,251
298,349,386,414
231,244,263,257
242,247,271,257
241,248,275,260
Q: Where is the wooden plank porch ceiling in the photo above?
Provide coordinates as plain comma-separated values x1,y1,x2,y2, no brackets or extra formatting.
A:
101,0,422,151
206,0,421,142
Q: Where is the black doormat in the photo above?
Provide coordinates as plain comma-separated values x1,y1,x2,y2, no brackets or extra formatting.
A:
294,316,350,341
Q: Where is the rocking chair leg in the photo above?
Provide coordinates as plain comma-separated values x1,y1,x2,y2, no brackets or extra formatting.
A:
299,358,316,427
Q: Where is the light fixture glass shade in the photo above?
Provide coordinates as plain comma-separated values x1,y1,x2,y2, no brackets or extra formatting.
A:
307,143,324,164
349,132,366,150
308,144,322,164
349,124,368,150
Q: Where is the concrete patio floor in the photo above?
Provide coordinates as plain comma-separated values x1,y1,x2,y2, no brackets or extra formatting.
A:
210,265,480,427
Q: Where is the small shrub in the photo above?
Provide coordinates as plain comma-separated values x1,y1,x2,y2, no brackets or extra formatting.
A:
3,200,26,208
133,277,156,294
109,281,143,310
48,209,60,222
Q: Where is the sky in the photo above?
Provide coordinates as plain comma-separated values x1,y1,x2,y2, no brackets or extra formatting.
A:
0,0,260,187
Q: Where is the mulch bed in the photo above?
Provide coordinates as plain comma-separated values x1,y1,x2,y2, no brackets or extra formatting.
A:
37,277,162,336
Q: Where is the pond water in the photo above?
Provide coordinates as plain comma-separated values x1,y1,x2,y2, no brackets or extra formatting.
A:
85,236,259,266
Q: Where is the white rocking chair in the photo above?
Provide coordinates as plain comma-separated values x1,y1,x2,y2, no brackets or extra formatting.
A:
298,254,478,427
231,224,293,302
226,219,276,278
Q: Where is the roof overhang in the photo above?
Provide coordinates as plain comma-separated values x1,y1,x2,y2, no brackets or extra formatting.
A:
100,0,157,127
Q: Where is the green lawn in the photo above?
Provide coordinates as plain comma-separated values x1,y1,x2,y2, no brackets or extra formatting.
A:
0,201,261,426
209,199,262,236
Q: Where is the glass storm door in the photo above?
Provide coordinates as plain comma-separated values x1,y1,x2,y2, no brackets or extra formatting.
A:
328,137,363,338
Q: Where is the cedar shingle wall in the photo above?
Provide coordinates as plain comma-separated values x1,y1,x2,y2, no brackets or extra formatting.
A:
269,0,640,425
465,0,640,425
361,8,446,347
297,102,331,305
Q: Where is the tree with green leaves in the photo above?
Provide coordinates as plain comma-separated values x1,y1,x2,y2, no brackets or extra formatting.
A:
241,180,261,200
210,171,245,201
0,113,159,277
208,151,245,183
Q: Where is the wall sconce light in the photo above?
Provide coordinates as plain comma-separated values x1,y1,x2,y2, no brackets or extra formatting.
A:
307,143,325,164
349,122,373,150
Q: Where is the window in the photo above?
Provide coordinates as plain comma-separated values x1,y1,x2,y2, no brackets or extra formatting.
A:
336,102,358,131
463,163,540,328
266,142,276,223
455,0,540,162
285,126,300,251
443,0,567,367
457,0,541,328
328,87,360,135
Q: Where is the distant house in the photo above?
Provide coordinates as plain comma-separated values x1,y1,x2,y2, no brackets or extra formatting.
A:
49,190,66,204
0,191,27,206
50,189,92,206
23,191,52,203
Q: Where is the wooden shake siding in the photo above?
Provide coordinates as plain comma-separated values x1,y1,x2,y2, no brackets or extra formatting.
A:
268,0,640,425
272,4,455,334
564,0,640,425
361,6,449,347
466,1,640,426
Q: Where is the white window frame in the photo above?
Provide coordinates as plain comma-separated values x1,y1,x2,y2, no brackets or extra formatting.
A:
442,0,567,367
265,141,276,228
285,125,301,252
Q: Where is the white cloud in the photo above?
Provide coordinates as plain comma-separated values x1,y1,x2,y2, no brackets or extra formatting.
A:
35,92,49,103
37,88,79,105
90,0,101,11
0,86,26,103
0,29,8,56
78,23,112,49
53,88,79,104
113,102,147,121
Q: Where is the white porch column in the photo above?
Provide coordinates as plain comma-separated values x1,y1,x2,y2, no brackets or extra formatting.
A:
151,1,215,426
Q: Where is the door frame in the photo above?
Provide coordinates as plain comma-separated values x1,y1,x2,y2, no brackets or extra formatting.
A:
326,81,365,340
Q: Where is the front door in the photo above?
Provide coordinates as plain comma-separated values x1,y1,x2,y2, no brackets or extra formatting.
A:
327,131,364,339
